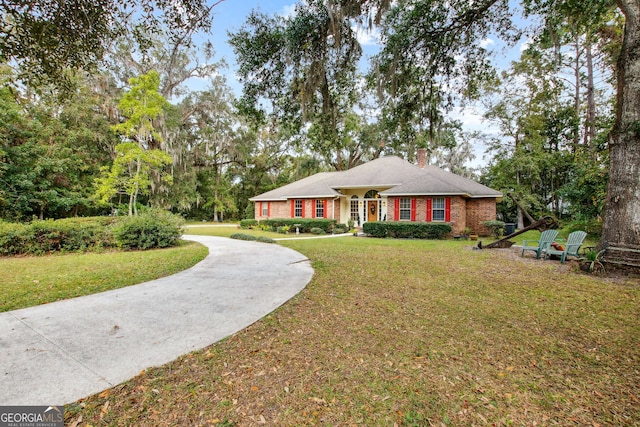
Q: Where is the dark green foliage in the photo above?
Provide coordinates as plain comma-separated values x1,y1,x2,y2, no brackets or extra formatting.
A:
0,222,29,255
310,227,326,235
363,222,452,239
256,236,276,244
230,233,257,241
1,0,215,89
276,226,291,234
112,210,184,250
482,220,506,238
260,218,337,233
0,217,118,255
240,219,258,229
564,218,602,237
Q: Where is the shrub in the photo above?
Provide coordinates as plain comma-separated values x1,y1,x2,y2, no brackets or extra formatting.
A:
240,219,258,229
310,227,325,235
260,218,336,233
276,225,290,234
0,217,117,256
564,218,602,237
256,236,276,244
482,220,506,239
363,222,452,239
112,210,184,250
333,227,346,234
0,222,29,255
230,233,257,241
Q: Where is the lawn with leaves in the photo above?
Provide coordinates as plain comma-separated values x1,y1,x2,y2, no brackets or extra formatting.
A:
0,241,208,312
65,236,639,426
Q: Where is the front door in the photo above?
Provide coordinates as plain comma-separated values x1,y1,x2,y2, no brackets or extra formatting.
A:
367,200,378,222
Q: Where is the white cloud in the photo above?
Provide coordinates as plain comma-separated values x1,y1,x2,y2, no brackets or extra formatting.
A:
279,3,297,18
480,38,495,49
353,25,381,47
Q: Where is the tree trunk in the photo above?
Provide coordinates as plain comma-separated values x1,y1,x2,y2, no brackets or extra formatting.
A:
574,33,582,150
584,34,596,149
601,1,640,250
517,207,525,230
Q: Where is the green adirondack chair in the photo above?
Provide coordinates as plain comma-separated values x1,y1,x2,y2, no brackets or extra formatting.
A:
543,230,587,263
521,229,559,259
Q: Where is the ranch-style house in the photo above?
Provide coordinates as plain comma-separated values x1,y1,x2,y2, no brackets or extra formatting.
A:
250,151,503,236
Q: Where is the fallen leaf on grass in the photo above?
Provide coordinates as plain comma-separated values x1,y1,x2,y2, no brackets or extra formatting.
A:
68,415,82,427
99,401,110,419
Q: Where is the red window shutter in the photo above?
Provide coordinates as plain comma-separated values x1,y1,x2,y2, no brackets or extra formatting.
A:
323,199,328,218
426,198,432,222
394,198,400,221
259,202,263,217
302,200,306,218
445,197,451,222
411,198,417,221
290,200,294,218
267,202,271,217
311,199,316,218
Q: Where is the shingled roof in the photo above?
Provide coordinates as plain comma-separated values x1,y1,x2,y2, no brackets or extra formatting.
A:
250,156,502,201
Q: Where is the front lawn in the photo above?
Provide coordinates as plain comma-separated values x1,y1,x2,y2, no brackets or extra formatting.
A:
66,237,639,426
0,240,208,312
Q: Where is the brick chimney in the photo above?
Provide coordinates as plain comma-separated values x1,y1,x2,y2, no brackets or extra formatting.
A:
417,148,427,169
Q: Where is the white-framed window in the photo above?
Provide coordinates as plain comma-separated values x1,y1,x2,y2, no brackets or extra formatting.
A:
294,199,303,217
261,202,269,217
315,200,324,218
432,197,445,221
399,198,412,220
350,196,359,223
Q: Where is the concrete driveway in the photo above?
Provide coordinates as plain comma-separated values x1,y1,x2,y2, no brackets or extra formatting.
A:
0,235,313,405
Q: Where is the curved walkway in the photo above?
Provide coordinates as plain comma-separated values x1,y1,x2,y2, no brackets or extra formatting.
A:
0,235,313,405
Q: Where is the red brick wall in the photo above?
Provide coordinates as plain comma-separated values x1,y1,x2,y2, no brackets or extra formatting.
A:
449,196,466,235
466,199,497,236
254,201,290,220
381,196,495,236
254,199,341,221
255,197,497,235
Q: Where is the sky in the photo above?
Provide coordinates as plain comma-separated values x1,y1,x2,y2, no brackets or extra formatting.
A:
201,0,529,168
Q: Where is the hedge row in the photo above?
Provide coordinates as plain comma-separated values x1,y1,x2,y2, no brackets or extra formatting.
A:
0,210,184,255
230,233,275,243
0,218,117,255
363,222,452,239
257,218,338,233
239,219,258,229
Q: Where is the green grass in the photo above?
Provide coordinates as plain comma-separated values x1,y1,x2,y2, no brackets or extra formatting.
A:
65,235,639,426
0,240,208,312
487,228,600,248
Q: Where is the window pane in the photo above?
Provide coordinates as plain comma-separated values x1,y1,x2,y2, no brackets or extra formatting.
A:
294,200,303,217
316,200,324,218
350,199,359,222
400,198,411,220
432,197,445,221
432,198,445,209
